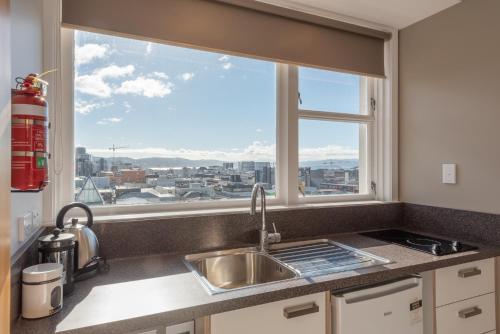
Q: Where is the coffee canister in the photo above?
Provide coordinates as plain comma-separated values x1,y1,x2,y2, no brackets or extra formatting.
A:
22,263,63,319
38,228,75,295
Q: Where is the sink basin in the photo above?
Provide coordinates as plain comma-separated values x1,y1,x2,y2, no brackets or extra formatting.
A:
184,248,297,294
185,240,391,294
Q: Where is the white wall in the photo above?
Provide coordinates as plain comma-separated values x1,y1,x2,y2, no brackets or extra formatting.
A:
10,0,44,255
399,0,500,214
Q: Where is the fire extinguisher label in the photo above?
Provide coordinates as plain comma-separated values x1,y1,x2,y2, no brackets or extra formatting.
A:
12,103,47,117
36,157,46,168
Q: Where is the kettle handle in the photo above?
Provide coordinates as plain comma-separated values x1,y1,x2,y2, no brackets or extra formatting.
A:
56,202,94,229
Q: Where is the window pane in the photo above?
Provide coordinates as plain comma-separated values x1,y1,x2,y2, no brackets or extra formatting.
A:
298,66,365,114
299,120,365,196
74,30,276,206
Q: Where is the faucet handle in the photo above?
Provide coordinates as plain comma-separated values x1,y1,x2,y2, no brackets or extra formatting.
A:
268,222,281,244
272,222,278,234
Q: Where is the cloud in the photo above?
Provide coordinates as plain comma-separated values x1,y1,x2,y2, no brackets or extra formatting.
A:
145,42,153,55
75,65,135,97
75,43,109,65
256,128,262,133
218,55,230,62
153,71,169,79
123,101,132,113
222,63,233,70
179,72,195,81
75,100,113,115
97,117,122,125
116,76,174,98
97,65,135,78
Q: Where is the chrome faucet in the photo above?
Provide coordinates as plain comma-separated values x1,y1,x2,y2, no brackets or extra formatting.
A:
250,183,281,252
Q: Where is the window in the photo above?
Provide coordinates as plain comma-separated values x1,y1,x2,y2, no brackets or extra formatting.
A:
63,28,388,214
73,31,276,206
297,67,373,198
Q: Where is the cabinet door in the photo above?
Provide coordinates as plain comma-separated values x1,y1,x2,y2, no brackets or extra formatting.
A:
211,292,326,334
435,258,494,307
436,292,496,334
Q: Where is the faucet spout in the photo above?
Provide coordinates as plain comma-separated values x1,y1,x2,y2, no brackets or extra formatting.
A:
250,183,280,252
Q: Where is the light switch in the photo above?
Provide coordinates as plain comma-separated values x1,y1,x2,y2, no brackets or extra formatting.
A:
442,164,456,184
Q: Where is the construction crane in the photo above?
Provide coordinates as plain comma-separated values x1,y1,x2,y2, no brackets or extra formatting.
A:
108,144,128,168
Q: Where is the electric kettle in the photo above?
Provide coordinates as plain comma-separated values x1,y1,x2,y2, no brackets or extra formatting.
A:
56,202,101,279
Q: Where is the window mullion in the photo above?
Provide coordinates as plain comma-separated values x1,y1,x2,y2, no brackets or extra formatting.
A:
287,66,299,206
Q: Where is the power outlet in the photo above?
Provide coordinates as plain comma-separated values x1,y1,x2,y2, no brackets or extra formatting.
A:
17,212,34,242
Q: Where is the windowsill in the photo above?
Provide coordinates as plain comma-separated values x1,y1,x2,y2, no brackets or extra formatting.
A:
67,200,399,225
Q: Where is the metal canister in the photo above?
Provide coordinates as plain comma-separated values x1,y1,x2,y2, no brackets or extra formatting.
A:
38,228,75,295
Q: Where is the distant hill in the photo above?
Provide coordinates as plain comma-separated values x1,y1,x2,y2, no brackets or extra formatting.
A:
299,159,359,170
94,156,359,170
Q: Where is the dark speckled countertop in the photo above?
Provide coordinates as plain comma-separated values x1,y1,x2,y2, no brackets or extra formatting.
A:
12,230,500,334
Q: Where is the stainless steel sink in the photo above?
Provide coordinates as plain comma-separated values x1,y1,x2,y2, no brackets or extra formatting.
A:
185,240,391,294
184,248,298,294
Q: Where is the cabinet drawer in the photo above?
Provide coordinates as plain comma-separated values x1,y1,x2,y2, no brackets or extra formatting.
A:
436,292,495,334
211,292,325,334
435,258,494,306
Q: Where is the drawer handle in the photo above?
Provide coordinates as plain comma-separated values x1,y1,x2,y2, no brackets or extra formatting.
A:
458,267,482,278
458,306,482,319
283,302,319,319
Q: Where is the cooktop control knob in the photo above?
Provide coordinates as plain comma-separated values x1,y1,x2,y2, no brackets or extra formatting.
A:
451,240,462,251
431,244,443,255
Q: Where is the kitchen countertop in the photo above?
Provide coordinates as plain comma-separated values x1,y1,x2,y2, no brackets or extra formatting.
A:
12,230,500,334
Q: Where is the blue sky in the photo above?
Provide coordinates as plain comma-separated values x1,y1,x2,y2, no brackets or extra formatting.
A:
74,30,360,162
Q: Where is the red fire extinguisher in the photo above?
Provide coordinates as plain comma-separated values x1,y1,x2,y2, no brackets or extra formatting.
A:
11,72,52,191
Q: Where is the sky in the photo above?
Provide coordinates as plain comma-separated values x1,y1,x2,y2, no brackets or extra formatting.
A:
74,30,361,162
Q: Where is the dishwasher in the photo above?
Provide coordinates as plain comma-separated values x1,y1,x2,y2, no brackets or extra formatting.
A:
331,276,423,334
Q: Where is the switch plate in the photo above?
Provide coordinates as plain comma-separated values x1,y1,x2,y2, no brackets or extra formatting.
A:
442,164,457,184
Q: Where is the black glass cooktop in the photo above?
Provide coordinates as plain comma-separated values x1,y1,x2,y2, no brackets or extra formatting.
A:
360,229,477,256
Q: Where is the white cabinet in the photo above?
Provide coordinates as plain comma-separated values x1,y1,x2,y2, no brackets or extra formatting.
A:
423,257,496,334
210,292,326,334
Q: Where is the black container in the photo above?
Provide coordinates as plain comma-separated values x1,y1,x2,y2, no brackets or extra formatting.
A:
38,228,76,295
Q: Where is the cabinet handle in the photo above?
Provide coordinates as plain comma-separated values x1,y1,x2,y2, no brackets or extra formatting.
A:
458,267,482,278
458,306,482,319
283,302,319,319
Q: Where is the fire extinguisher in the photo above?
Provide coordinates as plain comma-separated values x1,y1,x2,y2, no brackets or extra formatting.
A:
11,72,52,191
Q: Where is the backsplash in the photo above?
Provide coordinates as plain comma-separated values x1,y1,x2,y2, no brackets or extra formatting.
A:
93,202,403,259
403,203,500,246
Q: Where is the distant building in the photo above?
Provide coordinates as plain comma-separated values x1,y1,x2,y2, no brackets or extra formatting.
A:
75,147,93,177
222,162,234,170
255,166,274,188
117,169,146,184
75,176,105,205
238,161,255,172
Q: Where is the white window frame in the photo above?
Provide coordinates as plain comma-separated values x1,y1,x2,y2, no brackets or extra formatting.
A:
43,0,398,222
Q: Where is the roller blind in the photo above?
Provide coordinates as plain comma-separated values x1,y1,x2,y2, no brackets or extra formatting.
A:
62,0,390,77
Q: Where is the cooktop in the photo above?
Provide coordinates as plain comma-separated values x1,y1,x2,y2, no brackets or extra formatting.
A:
360,229,478,256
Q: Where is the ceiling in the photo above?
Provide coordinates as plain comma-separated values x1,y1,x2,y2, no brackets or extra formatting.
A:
259,0,461,29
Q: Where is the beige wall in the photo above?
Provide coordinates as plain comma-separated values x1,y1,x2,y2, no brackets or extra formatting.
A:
399,0,500,214
0,0,11,330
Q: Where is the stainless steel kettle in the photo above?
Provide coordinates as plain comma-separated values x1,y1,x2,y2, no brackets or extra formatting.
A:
56,202,100,279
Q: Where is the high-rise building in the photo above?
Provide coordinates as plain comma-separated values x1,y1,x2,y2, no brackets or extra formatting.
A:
75,147,93,177
238,161,255,172
222,162,234,170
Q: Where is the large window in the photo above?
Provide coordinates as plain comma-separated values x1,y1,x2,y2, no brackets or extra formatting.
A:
69,30,380,211
74,31,276,206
